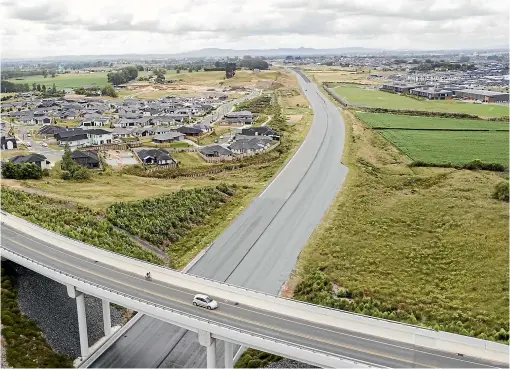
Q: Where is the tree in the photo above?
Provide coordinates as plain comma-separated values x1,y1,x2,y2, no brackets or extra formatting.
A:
51,83,57,94
459,56,470,63
188,68,193,73
50,70,56,77
101,84,118,97
61,144,74,172
32,83,36,91
42,70,48,78
176,69,181,74
41,85,47,93
136,65,144,71
36,84,41,92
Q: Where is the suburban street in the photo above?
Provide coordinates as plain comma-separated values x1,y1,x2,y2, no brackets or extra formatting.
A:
84,71,350,368
1,224,502,369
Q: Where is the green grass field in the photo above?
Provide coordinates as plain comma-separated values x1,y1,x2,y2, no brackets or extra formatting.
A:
357,112,510,131
380,130,509,166
291,111,509,343
334,84,509,117
7,73,108,89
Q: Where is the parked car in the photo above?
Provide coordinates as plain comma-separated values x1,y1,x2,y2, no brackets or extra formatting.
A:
192,294,218,310
41,142,48,147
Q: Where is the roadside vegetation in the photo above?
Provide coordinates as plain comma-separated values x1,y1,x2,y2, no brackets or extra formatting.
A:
1,265,73,368
288,110,509,343
106,185,237,250
1,188,163,264
333,84,509,117
234,349,282,368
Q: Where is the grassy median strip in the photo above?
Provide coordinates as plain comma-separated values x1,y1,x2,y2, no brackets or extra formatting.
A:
1,265,74,368
289,110,509,343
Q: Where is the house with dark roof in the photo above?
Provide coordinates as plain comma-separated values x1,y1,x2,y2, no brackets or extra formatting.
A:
200,145,233,158
241,126,280,140
176,126,202,137
1,136,17,150
223,111,253,125
152,131,185,143
71,150,101,169
57,130,90,148
136,149,177,166
10,153,50,169
229,137,271,154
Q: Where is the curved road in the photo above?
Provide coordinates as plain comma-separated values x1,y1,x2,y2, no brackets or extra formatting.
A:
85,69,349,368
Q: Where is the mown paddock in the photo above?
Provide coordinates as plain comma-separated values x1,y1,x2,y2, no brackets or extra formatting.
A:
334,84,509,117
379,130,509,166
356,112,510,131
354,112,509,166
7,73,109,90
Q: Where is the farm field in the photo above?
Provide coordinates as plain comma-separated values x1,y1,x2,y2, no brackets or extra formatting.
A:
334,84,509,117
7,73,108,89
357,112,510,131
380,130,509,166
305,67,393,85
287,110,509,343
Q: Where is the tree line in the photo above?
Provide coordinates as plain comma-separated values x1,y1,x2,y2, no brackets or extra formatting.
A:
107,66,139,86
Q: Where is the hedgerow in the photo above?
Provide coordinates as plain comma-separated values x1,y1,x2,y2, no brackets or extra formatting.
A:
410,160,506,172
1,265,73,368
0,188,163,264
106,185,237,249
493,181,509,202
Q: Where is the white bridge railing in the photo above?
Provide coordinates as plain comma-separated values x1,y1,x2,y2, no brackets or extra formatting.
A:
1,211,509,365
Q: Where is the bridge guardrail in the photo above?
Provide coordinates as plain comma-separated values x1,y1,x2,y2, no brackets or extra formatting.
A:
2,197,509,363
1,246,374,368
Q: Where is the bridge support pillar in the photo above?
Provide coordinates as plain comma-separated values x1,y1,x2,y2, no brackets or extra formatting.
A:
102,299,112,336
67,286,89,358
198,330,216,368
224,341,233,368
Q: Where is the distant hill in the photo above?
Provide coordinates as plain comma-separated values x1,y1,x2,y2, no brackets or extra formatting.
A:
170,47,384,58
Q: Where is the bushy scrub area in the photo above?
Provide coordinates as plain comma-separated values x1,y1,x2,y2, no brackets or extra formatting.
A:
1,188,163,264
1,266,73,368
235,94,272,113
235,348,282,368
1,162,46,180
106,184,237,249
291,111,509,344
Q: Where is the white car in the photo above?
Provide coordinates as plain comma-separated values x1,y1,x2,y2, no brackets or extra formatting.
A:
192,294,218,310
41,142,48,147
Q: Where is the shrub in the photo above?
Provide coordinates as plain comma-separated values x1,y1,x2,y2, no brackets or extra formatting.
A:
1,161,43,180
492,181,509,202
1,265,73,368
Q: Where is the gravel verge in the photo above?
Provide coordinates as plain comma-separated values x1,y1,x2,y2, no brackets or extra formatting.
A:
265,358,319,368
13,264,125,359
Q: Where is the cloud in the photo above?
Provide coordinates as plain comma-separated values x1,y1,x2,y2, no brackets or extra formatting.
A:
9,1,69,23
0,0,508,58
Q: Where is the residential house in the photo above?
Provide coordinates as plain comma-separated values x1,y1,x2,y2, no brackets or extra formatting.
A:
111,127,132,139
241,126,280,140
71,150,101,169
10,153,50,169
223,111,253,125
200,145,233,158
56,130,89,148
176,126,202,137
136,148,177,166
229,137,271,154
87,129,113,145
80,115,110,129
33,116,54,125
152,131,185,143
1,136,17,150
193,123,213,133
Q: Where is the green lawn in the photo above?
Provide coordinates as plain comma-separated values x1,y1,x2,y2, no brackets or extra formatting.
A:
7,73,108,89
380,130,509,166
357,112,510,131
335,84,509,117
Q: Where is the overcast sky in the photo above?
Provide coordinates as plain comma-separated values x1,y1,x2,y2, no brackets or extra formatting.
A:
1,0,508,59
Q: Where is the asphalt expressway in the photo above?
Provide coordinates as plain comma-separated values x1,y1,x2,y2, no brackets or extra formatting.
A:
2,71,502,368
1,225,502,369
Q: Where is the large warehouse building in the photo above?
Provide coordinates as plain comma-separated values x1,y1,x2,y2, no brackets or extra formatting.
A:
454,89,509,103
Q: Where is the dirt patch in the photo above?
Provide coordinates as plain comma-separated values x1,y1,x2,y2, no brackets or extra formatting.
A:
286,114,303,123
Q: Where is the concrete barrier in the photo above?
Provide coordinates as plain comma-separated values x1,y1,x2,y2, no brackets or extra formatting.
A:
2,212,508,365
